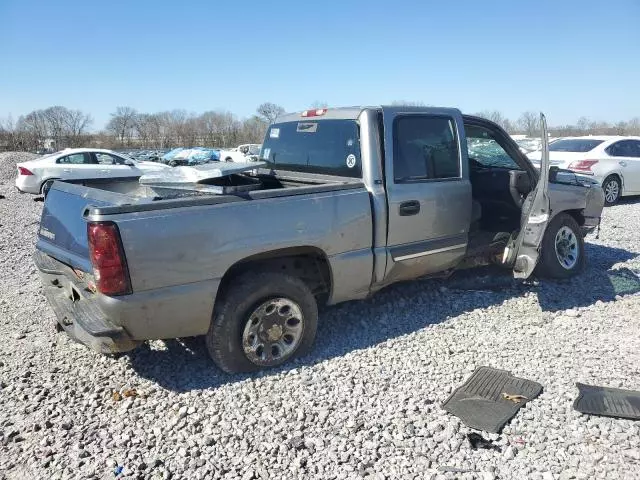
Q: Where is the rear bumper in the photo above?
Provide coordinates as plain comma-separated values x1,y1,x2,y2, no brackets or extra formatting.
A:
15,175,41,194
34,250,220,352
34,251,140,353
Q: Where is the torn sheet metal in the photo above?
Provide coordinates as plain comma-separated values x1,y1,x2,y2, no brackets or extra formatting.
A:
139,161,265,185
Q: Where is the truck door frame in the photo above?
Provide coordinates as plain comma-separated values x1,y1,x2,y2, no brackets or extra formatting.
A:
380,106,473,284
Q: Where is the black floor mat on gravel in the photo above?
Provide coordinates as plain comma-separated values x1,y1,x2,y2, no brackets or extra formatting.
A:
574,383,640,420
442,366,543,433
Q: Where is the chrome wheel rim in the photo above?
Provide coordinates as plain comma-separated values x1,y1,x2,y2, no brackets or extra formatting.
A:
242,298,304,367
554,226,579,270
604,180,619,203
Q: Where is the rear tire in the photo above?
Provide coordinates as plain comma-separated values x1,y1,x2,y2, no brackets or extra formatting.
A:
602,175,621,206
536,213,585,279
206,271,318,373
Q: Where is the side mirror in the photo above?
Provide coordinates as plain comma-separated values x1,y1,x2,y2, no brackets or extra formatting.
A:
124,160,135,167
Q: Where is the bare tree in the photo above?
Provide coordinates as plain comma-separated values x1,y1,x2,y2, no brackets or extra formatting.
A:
240,116,268,144
474,110,515,133
17,110,49,151
64,109,93,147
106,106,138,146
517,111,540,136
628,118,640,136
256,102,285,124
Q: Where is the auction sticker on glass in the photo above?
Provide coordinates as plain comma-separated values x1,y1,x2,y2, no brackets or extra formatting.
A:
346,154,356,168
269,128,280,139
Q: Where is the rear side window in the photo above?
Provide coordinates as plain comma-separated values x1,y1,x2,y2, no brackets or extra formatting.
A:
393,115,460,182
261,120,361,177
57,153,92,164
549,139,604,152
95,153,128,165
607,140,640,158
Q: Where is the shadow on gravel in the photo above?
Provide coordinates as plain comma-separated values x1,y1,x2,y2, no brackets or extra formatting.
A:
534,242,640,312
615,195,640,206
126,243,639,391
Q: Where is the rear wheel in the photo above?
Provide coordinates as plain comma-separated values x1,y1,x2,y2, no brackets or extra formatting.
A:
206,271,318,373
602,175,621,206
536,213,584,279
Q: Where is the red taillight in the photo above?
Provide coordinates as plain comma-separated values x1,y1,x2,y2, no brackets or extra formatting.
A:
87,222,131,296
301,108,327,117
568,160,598,172
18,166,34,176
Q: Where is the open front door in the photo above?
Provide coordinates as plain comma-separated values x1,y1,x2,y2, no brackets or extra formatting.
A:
505,113,551,278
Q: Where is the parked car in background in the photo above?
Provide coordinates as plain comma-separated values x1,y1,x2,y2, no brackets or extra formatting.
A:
164,148,220,166
527,136,640,205
15,148,169,196
218,147,246,162
237,144,262,161
218,145,262,162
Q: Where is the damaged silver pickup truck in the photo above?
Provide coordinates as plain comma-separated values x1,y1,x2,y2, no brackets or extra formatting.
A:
35,107,605,372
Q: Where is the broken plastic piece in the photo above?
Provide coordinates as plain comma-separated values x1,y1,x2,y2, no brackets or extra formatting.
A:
502,393,528,403
466,432,501,451
574,383,640,420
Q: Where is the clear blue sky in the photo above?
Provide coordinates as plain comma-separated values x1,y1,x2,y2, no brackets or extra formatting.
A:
1,0,638,130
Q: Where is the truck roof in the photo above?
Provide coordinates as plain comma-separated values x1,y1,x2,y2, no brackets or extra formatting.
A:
275,106,464,123
276,107,369,122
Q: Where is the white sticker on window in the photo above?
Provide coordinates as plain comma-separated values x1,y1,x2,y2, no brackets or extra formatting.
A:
346,154,356,168
262,148,271,160
269,128,280,139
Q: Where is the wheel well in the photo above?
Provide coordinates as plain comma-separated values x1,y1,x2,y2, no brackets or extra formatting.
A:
40,178,59,194
225,157,233,162
603,173,623,191
562,209,585,226
216,247,332,307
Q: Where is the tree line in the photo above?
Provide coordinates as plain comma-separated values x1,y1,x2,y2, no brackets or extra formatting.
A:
2,102,640,152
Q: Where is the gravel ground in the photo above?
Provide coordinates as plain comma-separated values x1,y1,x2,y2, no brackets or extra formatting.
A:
1,151,639,480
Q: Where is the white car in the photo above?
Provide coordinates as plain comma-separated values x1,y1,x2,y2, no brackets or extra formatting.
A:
16,148,170,196
527,136,640,205
220,144,262,162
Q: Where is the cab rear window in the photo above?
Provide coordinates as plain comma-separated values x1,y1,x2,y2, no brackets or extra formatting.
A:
260,120,361,178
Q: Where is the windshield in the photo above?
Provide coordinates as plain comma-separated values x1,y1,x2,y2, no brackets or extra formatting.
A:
261,120,361,177
549,139,604,152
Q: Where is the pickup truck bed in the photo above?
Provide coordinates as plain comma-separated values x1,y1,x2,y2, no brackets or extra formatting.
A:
37,171,375,354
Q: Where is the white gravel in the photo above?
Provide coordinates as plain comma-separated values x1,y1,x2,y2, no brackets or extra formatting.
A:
1,151,639,480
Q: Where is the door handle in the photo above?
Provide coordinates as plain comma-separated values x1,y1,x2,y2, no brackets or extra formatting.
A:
619,161,627,167
399,200,420,216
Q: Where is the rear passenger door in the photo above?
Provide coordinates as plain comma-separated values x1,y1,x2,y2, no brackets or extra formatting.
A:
55,152,100,180
382,107,472,284
607,140,640,193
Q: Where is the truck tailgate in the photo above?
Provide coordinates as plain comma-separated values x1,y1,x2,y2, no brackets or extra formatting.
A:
37,184,113,272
